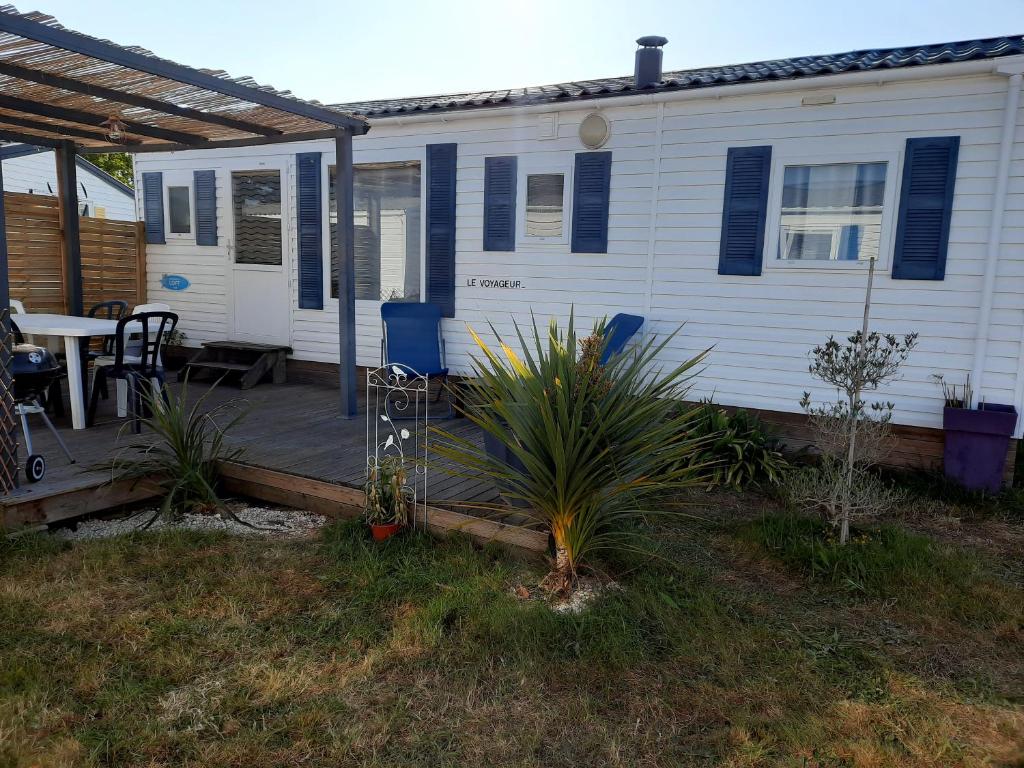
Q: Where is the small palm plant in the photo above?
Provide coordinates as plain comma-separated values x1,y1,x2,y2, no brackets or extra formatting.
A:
364,455,410,527
434,314,710,594
107,378,245,528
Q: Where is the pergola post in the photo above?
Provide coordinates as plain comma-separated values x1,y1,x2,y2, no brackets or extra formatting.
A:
0,160,17,492
335,130,357,419
55,140,83,316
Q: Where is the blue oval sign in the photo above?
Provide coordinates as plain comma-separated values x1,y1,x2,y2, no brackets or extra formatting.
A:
160,274,190,291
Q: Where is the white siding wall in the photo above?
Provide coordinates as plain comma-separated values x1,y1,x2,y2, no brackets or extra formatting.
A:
134,154,280,344
652,74,1021,431
1,150,135,220
135,67,1024,435
289,107,656,372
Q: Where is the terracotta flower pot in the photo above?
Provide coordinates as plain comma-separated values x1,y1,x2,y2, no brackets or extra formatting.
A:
370,522,402,541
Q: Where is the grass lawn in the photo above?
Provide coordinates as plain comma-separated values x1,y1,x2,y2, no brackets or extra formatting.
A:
1,498,1022,767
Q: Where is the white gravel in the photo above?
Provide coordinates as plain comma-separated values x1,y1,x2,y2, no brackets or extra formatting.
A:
550,577,622,614
54,501,327,541
511,576,623,614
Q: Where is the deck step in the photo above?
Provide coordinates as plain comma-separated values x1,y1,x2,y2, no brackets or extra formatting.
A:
185,361,251,372
179,341,291,389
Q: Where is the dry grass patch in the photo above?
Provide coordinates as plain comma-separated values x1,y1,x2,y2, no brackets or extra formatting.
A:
0,514,1021,767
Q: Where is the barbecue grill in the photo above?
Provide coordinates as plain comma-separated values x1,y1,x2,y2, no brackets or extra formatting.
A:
11,342,74,482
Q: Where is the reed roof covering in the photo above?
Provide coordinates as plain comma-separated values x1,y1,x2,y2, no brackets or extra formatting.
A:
0,6,368,154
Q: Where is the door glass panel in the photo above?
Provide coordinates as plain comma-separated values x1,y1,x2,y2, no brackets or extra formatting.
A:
232,170,282,265
330,162,421,301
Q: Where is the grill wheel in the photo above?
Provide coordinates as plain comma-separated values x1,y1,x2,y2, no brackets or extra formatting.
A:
25,454,45,483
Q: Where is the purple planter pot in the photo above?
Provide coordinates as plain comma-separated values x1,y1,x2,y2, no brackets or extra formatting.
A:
943,403,1017,493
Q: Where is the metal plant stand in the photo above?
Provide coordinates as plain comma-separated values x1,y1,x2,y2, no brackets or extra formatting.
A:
366,365,429,530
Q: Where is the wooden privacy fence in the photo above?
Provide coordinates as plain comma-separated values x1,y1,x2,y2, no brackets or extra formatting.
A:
3,191,145,313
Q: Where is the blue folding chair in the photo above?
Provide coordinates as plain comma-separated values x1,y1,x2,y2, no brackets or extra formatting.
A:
600,313,645,364
381,302,452,417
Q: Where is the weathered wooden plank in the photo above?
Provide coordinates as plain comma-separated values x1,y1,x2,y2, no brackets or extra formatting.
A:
218,461,547,555
1,476,162,529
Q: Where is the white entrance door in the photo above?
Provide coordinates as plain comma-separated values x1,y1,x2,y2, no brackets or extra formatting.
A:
229,167,290,345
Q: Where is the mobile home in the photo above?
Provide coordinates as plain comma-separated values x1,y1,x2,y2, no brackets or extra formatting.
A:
134,35,1024,468
1,144,135,219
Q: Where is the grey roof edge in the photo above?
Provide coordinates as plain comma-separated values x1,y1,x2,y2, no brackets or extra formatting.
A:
0,143,44,161
328,34,1024,119
1,143,134,197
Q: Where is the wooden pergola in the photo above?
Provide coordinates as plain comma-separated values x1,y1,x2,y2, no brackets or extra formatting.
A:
0,7,369,492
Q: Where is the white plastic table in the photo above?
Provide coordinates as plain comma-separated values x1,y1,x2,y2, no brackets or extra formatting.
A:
13,314,119,430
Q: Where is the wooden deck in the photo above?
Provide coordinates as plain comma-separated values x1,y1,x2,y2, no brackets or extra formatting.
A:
1,378,505,530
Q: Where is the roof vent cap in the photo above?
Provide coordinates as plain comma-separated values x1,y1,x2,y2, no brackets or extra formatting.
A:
635,36,668,89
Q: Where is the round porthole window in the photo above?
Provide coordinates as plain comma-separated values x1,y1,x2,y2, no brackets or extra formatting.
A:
579,112,610,150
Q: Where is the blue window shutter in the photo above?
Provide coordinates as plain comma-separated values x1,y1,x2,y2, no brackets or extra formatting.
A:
571,151,611,253
296,152,323,310
892,136,959,280
426,143,457,317
194,170,217,246
483,156,516,251
718,146,771,276
142,171,164,245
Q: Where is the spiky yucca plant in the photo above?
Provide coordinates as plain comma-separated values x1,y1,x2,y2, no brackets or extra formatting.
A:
434,314,710,594
108,378,245,528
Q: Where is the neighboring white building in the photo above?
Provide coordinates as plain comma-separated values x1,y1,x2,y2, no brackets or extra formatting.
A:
133,35,1024,454
1,144,135,220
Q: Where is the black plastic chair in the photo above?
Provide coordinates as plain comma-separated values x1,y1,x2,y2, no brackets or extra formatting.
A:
84,300,129,402
9,317,24,345
88,300,129,358
87,311,178,433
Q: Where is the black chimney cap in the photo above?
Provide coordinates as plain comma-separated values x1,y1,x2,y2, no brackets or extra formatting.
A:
636,36,668,48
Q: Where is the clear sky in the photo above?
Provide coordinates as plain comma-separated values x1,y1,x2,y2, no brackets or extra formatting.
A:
25,0,1024,105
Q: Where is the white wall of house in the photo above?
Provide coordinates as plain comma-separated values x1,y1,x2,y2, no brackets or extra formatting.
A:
135,61,1024,436
1,150,136,220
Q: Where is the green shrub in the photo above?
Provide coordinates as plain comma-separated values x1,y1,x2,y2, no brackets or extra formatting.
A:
686,401,788,490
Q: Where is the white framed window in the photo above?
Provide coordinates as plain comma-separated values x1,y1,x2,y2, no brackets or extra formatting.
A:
517,163,572,245
163,172,194,241
764,151,900,270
